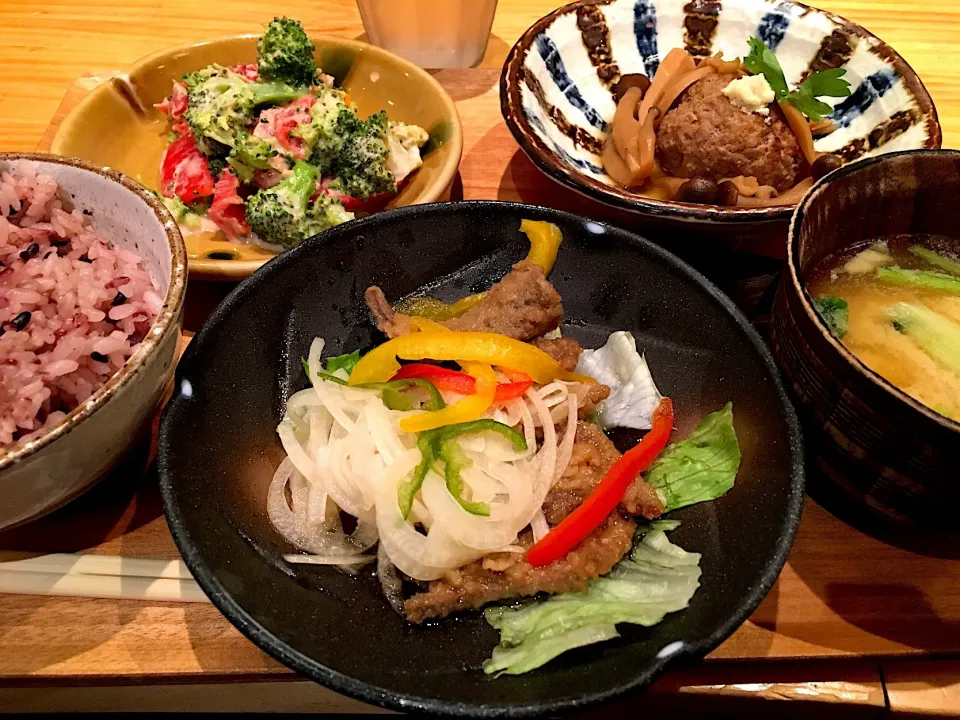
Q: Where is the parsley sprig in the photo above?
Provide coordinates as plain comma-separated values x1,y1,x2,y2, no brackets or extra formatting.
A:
743,37,851,122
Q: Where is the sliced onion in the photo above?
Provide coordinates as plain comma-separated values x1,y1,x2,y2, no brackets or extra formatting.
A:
531,510,550,542
377,544,405,615
364,402,405,464
526,387,558,497
277,419,318,483
306,337,325,385
555,393,579,481
271,335,592,584
267,458,370,556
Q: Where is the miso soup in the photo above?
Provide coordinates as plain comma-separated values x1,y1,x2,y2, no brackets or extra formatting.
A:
808,235,960,422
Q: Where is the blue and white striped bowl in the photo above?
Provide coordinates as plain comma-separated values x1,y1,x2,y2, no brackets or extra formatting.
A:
501,0,941,228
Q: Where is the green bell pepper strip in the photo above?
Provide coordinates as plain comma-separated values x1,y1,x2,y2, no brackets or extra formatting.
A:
439,436,491,516
305,360,446,412
397,419,528,519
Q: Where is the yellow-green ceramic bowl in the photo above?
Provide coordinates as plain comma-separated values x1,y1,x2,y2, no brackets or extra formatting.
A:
51,35,463,280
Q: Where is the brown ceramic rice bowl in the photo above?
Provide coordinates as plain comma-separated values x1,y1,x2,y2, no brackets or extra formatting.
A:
0,153,186,529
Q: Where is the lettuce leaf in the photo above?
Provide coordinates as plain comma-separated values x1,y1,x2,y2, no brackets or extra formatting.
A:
483,523,701,675
646,403,740,512
324,349,361,375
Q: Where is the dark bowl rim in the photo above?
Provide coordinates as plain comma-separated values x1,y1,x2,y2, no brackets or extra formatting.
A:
500,0,942,225
158,199,806,717
787,147,960,434
0,151,187,472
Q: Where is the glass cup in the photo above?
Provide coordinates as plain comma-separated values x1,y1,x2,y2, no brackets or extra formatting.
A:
357,0,498,69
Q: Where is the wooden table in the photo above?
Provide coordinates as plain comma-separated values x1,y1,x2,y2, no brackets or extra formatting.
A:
2,0,960,715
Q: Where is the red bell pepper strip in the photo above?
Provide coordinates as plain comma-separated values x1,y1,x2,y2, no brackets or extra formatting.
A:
390,364,534,403
495,367,534,402
526,397,675,568
390,363,476,395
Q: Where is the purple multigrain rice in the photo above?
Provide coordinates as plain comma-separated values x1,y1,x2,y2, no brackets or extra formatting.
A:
0,161,163,449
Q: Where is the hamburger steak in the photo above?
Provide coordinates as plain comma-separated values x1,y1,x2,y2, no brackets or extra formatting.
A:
655,73,805,192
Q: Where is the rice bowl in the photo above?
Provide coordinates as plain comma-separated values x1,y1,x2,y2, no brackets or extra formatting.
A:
0,161,165,448
0,153,186,529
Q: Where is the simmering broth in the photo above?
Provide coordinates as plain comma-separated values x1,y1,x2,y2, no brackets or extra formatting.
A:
809,235,960,422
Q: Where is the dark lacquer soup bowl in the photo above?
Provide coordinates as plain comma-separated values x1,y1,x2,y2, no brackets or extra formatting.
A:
159,201,803,716
771,149,960,533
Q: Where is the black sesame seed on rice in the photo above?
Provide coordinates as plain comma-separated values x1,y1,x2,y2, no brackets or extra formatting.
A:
112,291,127,306
9,311,31,332
90,351,110,363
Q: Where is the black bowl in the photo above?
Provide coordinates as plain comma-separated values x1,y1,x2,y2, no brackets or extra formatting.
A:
158,201,804,716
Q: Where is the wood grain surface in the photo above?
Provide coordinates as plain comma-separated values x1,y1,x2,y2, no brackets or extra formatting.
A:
1,0,960,712
2,0,959,153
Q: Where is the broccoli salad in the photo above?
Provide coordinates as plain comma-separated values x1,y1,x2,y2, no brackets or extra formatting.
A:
155,17,429,250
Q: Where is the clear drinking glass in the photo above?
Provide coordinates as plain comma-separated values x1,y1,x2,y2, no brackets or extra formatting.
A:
357,0,498,69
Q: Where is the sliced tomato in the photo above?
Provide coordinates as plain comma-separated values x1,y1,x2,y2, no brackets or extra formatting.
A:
208,169,250,239
229,63,259,82
253,168,285,190
253,96,315,160
160,130,215,204
327,188,395,212
318,176,397,212
154,81,188,121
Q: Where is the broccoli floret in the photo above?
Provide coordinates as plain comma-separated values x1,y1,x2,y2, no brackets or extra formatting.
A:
257,17,317,87
162,196,206,230
296,88,349,171
245,160,354,248
227,131,278,182
328,110,396,199
311,193,355,228
162,196,191,220
207,157,226,177
183,64,304,153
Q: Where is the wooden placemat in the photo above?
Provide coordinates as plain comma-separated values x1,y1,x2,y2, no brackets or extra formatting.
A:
1,69,958,684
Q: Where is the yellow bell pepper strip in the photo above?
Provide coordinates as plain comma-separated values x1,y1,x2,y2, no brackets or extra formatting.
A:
520,219,563,274
349,330,593,387
397,361,496,433
410,316,452,333
394,292,489,322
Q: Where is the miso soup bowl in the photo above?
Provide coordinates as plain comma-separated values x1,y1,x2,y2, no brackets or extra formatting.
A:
770,149,960,532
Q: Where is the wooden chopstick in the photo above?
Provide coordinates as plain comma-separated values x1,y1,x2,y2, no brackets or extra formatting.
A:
0,553,194,579
0,553,209,603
